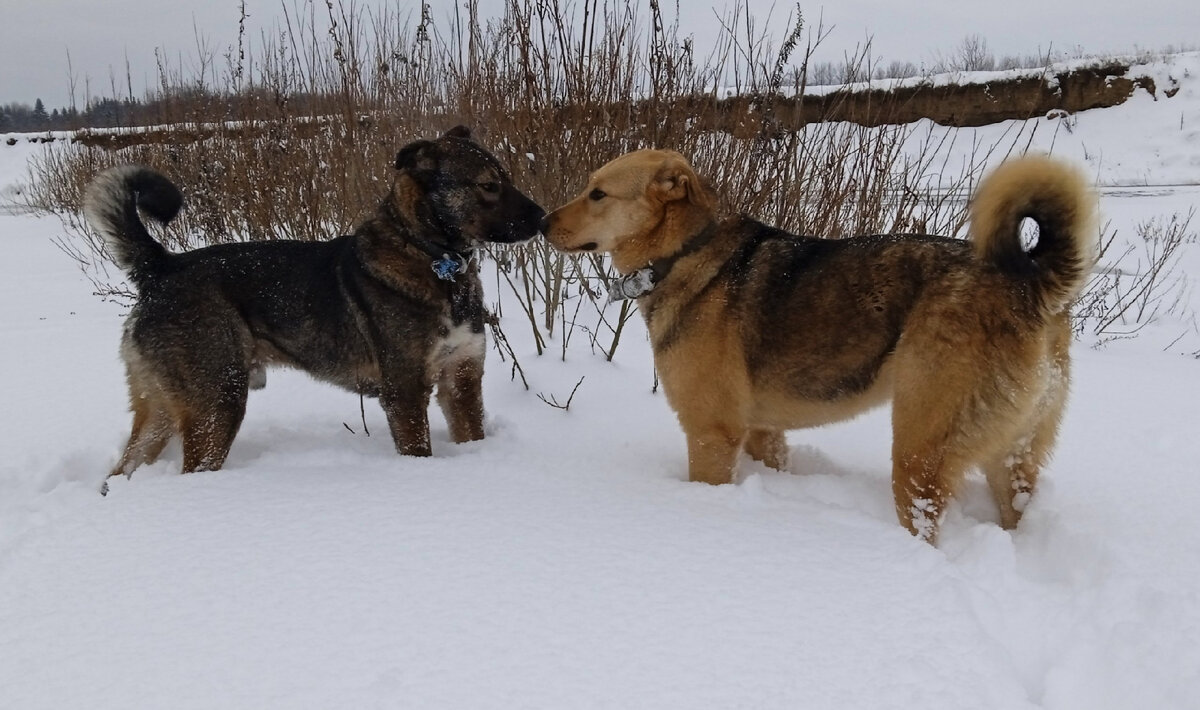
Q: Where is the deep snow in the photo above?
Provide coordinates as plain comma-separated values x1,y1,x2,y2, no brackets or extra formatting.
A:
2,57,1199,709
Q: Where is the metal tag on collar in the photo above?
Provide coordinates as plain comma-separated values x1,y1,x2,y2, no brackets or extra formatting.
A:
607,268,656,303
432,253,468,282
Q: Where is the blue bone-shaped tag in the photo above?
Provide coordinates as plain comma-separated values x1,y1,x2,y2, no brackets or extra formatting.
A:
432,253,468,281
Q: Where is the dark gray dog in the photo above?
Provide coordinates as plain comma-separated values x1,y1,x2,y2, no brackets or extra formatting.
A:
84,126,544,487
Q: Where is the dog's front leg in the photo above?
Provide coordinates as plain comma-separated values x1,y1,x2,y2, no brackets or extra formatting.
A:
379,372,434,457
436,356,486,443
684,423,744,485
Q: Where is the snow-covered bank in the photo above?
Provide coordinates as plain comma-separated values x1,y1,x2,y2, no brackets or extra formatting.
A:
895,52,1200,188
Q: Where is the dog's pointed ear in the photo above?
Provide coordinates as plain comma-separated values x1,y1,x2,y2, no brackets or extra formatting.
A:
653,154,712,210
443,125,472,140
395,139,437,172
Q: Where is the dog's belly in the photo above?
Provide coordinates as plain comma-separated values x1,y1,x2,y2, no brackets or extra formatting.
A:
245,316,484,395
248,334,384,395
750,358,895,429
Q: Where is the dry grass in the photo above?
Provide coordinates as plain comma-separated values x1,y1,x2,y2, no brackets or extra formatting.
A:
1075,209,1197,348
29,0,1014,363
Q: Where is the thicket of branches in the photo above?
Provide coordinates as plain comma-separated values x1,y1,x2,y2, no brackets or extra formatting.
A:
29,0,1013,364
23,0,1195,363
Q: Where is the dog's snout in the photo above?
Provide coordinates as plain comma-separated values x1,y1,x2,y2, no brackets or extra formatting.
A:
524,196,546,221
538,214,553,235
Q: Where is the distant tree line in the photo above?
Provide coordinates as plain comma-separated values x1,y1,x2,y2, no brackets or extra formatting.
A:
0,86,380,134
1,85,298,133
0,97,153,132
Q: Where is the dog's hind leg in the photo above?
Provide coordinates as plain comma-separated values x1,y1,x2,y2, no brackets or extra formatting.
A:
109,349,175,485
111,395,173,480
891,380,968,544
436,357,485,444
176,377,249,474
743,428,789,471
982,448,1039,531
178,406,246,473
891,447,959,544
983,362,1069,530
983,416,1058,530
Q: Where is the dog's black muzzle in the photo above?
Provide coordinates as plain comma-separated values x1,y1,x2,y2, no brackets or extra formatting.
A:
491,192,546,244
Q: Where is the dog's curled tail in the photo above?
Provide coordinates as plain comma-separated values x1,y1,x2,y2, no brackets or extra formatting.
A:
970,155,1098,317
83,165,183,287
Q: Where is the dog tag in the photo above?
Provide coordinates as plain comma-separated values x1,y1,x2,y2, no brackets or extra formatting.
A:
432,254,468,281
607,268,656,302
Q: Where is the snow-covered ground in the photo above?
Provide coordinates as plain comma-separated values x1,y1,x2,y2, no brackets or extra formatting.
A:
2,56,1199,709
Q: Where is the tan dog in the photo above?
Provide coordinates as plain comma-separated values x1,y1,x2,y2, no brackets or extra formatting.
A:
542,150,1095,543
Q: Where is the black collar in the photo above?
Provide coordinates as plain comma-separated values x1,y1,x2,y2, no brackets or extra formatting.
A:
607,221,718,302
378,198,472,282
408,233,472,282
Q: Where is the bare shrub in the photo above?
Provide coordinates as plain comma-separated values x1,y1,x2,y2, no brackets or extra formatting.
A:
1074,209,1196,345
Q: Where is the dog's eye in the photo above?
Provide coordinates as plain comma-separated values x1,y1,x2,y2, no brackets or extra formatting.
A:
479,181,500,194
589,188,606,201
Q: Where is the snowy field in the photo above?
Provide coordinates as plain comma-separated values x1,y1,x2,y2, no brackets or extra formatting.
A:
2,57,1199,709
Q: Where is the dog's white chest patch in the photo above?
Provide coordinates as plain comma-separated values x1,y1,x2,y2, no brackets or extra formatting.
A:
431,320,485,372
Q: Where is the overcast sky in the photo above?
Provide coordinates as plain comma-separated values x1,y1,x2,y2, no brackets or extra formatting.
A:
2,0,1195,108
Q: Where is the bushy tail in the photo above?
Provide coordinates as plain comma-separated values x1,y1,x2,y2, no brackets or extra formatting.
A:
82,165,183,288
970,154,1098,317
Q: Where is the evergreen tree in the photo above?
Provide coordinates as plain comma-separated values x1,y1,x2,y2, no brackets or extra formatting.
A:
32,98,48,126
